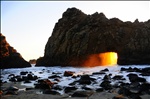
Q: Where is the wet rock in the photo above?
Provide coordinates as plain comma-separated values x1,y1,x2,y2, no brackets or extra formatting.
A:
129,87,140,94
123,67,142,73
22,76,28,81
100,80,112,90
20,71,28,75
26,74,38,80
126,67,136,72
24,80,31,83
64,86,77,93
140,67,150,76
54,78,60,82
52,85,63,91
69,81,77,86
112,75,124,80
142,67,150,73
113,83,121,88
72,91,94,97
127,73,138,83
43,89,60,95
25,87,34,90
0,80,2,84
9,77,17,82
96,88,104,92
92,72,106,75
118,87,131,96
64,71,75,76
27,74,33,80
39,71,44,74
130,82,140,88
101,68,109,72
128,83,141,94
140,72,150,76
48,75,61,79
127,73,146,83
16,76,23,82
130,94,142,99
78,75,92,85
133,67,141,72
120,67,127,71
72,75,78,78
103,75,111,80
140,83,150,94
4,86,19,95
52,72,62,74
138,77,146,82
34,79,56,89
5,91,18,95
82,86,92,90
7,86,19,91
8,74,15,77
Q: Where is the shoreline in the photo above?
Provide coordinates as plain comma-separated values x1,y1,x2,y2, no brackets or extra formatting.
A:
1,66,150,99
1,82,150,99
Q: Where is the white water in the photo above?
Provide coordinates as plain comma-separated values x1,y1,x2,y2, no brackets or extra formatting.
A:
1,65,150,94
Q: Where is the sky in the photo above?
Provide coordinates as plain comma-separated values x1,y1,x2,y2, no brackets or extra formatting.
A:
1,1,150,61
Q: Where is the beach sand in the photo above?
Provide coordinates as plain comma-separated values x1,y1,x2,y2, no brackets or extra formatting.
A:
1,82,150,99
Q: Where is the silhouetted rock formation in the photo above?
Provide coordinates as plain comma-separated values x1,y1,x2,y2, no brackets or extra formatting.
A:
0,33,31,69
36,7,150,66
29,59,36,64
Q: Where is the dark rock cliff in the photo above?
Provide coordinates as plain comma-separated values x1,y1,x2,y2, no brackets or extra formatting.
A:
36,7,150,66
0,33,31,69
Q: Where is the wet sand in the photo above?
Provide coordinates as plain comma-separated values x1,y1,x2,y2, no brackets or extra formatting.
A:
1,82,150,99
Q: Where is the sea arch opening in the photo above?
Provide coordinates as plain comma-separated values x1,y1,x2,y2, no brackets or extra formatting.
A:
82,52,118,67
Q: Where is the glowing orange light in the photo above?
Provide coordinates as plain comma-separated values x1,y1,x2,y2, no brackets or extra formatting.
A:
82,52,118,66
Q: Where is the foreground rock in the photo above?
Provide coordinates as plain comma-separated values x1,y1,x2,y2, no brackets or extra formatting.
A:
36,7,150,66
1,67,150,99
0,33,31,69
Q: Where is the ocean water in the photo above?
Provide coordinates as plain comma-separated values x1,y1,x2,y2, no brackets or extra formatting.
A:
1,65,150,94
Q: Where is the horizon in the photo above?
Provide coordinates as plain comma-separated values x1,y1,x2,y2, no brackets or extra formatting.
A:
1,1,150,61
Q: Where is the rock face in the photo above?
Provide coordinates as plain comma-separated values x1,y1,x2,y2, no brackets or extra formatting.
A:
29,59,36,64
36,7,150,66
0,33,31,69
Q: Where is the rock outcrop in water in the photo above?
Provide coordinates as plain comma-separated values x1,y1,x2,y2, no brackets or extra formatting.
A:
36,7,150,66
0,33,31,69
29,59,36,64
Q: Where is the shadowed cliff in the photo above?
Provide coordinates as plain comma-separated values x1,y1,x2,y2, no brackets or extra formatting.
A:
0,33,31,69
36,7,150,66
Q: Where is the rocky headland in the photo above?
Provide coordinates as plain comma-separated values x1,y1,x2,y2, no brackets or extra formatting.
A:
36,7,150,66
0,33,31,69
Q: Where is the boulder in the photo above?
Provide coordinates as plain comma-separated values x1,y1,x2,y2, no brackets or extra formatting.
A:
64,71,75,76
127,73,146,83
78,75,95,85
34,79,56,89
100,80,112,90
64,86,77,93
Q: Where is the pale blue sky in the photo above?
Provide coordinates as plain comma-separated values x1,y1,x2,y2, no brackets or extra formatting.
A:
1,1,150,61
